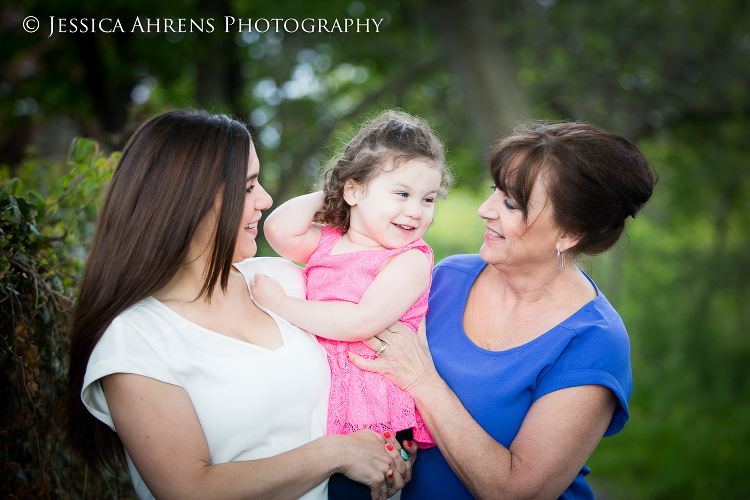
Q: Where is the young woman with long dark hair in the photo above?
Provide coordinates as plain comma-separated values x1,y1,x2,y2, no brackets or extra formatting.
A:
64,109,411,500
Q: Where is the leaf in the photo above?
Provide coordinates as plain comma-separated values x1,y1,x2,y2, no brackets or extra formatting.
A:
5,197,21,222
15,197,37,220
67,137,99,167
0,256,8,279
1,177,22,195
21,344,38,364
15,323,28,343
28,192,46,220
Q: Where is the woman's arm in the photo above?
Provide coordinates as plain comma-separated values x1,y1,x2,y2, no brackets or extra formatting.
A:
350,322,617,500
263,191,325,264
250,249,430,341
103,373,410,500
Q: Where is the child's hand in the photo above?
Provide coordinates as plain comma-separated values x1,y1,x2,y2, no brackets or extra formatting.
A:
250,273,288,312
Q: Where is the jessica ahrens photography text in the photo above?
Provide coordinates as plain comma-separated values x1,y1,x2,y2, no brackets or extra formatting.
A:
30,16,385,37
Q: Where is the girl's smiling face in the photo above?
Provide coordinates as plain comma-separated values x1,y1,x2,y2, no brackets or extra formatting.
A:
343,159,442,249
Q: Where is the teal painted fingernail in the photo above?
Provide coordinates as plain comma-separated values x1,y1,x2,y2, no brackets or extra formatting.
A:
400,449,409,460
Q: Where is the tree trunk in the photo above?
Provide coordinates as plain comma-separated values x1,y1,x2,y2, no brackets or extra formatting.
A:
196,0,245,120
74,34,132,135
429,0,532,149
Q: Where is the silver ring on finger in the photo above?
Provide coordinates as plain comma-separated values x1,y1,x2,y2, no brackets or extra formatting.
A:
381,484,388,491
375,337,388,357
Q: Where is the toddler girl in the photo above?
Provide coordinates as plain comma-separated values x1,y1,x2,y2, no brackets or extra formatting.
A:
251,110,451,498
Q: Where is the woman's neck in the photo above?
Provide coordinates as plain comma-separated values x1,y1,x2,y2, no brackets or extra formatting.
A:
486,261,589,308
153,251,216,304
465,260,596,351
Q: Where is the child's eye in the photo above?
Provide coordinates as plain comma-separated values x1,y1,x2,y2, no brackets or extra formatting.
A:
396,192,408,198
423,197,435,204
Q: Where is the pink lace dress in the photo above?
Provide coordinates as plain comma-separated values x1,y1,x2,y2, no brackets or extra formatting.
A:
305,225,435,448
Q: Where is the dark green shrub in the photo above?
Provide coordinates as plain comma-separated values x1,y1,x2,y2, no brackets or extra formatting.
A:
1,139,127,498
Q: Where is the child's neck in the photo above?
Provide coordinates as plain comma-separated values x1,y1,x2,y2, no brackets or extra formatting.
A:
344,228,383,248
330,229,386,255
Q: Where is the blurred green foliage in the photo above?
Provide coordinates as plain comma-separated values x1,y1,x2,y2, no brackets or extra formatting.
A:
1,140,125,498
2,0,749,497
584,117,750,499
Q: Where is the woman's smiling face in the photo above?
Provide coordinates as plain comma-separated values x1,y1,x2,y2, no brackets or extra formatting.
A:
233,145,273,263
477,174,562,270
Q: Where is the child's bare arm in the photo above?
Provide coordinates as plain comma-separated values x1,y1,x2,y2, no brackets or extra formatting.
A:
251,249,430,341
264,191,325,264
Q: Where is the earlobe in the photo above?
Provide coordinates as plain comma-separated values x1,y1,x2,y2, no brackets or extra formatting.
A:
343,179,360,207
557,231,583,253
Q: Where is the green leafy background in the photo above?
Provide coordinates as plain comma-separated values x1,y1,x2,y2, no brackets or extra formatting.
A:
2,0,749,497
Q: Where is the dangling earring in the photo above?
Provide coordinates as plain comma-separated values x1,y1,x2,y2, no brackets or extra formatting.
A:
557,250,565,270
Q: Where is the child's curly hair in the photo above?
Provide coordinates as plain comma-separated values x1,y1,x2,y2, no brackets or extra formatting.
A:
317,110,453,229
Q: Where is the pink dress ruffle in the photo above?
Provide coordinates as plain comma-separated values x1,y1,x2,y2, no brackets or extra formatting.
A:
305,225,435,448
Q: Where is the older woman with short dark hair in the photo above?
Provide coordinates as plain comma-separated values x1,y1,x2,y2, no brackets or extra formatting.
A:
352,122,656,499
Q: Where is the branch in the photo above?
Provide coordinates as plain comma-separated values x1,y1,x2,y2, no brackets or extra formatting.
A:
9,257,74,314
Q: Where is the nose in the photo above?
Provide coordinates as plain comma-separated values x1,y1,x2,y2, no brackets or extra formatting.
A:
478,195,499,220
403,200,423,219
255,183,273,210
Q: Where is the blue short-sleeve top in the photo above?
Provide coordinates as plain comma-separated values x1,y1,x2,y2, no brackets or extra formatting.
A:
403,254,632,500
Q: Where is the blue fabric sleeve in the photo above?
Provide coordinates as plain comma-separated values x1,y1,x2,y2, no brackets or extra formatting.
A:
532,323,632,436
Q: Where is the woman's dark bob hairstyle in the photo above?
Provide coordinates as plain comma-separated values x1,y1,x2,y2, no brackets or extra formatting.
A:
64,109,252,473
490,121,656,256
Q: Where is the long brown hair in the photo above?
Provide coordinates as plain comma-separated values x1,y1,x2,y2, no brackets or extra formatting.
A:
64,109,251,473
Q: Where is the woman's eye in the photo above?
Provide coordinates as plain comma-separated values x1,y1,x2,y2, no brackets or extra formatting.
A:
246,184,255,193
504,199,518,210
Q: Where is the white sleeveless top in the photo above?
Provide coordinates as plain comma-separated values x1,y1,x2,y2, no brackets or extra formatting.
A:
81,258,331,500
